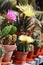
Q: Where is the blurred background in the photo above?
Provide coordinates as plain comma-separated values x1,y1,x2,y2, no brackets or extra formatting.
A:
0,0,43,13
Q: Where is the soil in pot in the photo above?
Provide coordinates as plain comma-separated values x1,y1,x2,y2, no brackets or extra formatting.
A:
2,45,17,62
14,51,28,64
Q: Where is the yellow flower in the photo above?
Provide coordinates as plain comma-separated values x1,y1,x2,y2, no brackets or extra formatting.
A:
26,36,34,43
19,35,34,43
16,4,36,17
19,35,27,42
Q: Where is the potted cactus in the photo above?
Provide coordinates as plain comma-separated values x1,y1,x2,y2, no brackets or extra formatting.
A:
14,35,34,64
32,40,42,58
26,44,34,62
2,34,17,62
0,25,17,62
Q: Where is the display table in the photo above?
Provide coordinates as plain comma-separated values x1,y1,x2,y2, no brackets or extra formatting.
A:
11,56,43,65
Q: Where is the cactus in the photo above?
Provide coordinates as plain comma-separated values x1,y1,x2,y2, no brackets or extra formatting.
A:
17,43,29,52
32,40,42,47
3,34,17,45
0,46,4,57
17,43,34,52
18,0,28,5
16,35,34,52
2,25,17,37
0,0,17,12
15,13,31,32
2,25,12,37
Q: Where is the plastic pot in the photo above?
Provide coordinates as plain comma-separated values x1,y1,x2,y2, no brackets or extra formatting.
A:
3,45,16,62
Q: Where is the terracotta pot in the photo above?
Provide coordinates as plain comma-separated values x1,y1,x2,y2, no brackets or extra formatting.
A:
0,58,3,65
1,60,12,65
39,46,43,56
26,51,34,62
14,51,28,64
33,46,41,58
3,45,17,62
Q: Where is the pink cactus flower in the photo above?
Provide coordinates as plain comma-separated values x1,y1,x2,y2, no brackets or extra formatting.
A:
6,10,16,21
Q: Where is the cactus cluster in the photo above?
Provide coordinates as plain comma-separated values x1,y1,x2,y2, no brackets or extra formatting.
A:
3,34,17,45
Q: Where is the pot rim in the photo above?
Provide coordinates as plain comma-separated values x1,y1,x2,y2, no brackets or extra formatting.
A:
1,60,13,64
15,51,28,54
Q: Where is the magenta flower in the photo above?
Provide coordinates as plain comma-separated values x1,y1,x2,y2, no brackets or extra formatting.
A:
6,10,16,21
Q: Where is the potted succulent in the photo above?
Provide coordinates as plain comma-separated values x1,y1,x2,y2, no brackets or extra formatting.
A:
26,44,34,62
32,40,42,58
39,41,43,56
0,25,17,62
14,35,34,64
2,34,17,62
0,45,4,65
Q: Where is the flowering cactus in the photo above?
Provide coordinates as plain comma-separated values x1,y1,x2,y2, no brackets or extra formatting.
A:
6,10,16,21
